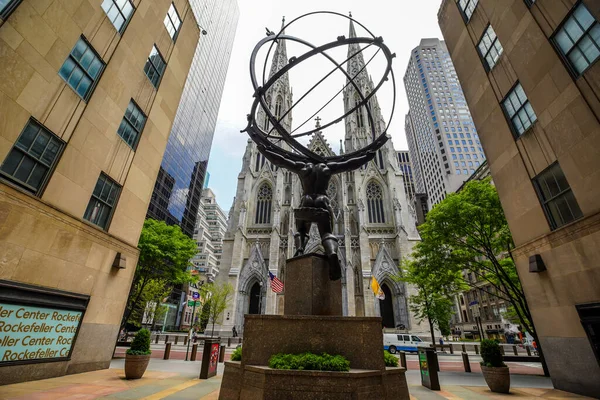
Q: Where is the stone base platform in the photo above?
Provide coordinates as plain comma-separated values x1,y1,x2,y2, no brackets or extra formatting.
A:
218,314,410,399
219,362,409,400
242,314,385,370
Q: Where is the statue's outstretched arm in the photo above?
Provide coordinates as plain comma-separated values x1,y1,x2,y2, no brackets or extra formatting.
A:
257,143,303,171
329,135,388,173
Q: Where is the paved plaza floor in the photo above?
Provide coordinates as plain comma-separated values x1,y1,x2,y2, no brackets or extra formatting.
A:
0,358,593,400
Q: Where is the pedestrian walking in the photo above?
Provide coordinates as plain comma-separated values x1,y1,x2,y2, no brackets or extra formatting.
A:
232,326,238,338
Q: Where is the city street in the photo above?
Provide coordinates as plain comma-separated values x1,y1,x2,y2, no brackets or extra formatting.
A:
0,357,586,400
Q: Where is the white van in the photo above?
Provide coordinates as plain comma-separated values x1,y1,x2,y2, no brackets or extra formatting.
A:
383,333,426,354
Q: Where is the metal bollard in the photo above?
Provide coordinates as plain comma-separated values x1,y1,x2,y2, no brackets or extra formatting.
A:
155,335,159,344
191,344,198,361
175,336,179,345
219,345,225,363
227,337,231,347
164,335,169,344
449,343,454,354
183,336,187,346
500,346,505,355
462,344,466,353
513,345,518,356
526,346,531,356
475,344,479,355
399,351,407,369
462,352,471,373
164,342,172,360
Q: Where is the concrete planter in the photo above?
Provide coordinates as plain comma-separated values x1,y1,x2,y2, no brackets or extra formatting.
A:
481,365,510,393
124,354,151,379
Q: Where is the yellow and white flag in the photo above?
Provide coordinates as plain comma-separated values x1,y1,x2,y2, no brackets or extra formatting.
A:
371,277,385,300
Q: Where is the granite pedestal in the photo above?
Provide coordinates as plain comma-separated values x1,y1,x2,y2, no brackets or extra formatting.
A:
218,254,410,400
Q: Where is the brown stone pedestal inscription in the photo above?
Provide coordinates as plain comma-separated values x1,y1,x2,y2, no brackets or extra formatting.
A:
284,253,342,316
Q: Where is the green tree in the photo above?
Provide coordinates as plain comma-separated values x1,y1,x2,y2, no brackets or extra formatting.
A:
417,178,548,375
121,219,198,331
200,282,234,337
127,278,171,328
399,252,465,346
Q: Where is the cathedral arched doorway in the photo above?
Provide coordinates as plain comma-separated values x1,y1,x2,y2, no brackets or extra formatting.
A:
379,284,395,328
248,282,262,314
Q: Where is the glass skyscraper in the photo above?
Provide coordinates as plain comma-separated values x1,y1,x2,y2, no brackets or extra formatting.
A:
147,0,239,237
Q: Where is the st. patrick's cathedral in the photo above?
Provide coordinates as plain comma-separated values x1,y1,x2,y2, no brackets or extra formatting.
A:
215,18,429,336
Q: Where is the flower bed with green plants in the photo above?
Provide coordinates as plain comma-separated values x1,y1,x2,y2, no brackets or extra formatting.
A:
268,353,350,372
126,329,152,356
383,350,398,367
231,346,242,361
480,339,506,368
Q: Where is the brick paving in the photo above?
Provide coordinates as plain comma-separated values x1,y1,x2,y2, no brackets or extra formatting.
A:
0,361,590,400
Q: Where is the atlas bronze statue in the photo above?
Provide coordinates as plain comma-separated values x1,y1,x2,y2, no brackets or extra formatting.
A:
243,11,397,281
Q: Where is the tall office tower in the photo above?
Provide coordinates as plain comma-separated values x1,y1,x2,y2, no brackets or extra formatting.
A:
179,188,227,329
216,18,426,338
439,0,600,396
0,0,199,384
403,38,484,211
396,151,416,203
146,0,239,237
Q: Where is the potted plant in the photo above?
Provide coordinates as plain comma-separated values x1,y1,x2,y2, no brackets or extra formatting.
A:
480,339,510,393
125,328,151,379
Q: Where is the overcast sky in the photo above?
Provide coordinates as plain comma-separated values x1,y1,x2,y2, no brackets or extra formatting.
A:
207,0,444,211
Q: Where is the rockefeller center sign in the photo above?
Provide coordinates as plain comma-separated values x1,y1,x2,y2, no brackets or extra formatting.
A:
0,280,88,366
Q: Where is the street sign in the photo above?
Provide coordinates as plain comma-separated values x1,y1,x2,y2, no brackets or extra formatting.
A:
469,300,479,306
187,300,200,307
192,292,200,300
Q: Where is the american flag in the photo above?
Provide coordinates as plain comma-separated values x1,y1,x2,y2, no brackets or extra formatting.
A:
269,272,284,293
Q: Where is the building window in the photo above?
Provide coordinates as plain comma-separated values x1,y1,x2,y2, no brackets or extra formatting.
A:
366,181,385,223
0,119,64,194
117,100,147,149
255,152,266,172
255,183,272,224
59,37,105,101
164,3,182,40
101,0,133,33
502,83,537,136
275,96,283,120
354,95,364,128
144,45,166,88
477,25,503,71
0,0,21,19
84,173,121,229
457,0,479,22
534,163,583,229
554,3,600,76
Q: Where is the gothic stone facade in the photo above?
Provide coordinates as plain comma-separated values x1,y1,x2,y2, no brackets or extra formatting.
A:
216,19,426,336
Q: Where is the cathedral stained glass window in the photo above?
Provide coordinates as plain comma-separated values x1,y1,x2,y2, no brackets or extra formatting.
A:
366,181,385,223
255,183,272,224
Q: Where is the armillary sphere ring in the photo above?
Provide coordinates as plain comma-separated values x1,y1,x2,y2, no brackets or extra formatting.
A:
243,11,397,164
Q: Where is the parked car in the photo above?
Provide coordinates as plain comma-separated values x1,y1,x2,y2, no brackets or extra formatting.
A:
383,333,428,354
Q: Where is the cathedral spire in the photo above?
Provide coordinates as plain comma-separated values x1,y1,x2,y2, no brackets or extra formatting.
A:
268,17,288,79
346,15,367,83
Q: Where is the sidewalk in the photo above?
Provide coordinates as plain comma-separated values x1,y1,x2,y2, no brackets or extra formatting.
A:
0,358,592,400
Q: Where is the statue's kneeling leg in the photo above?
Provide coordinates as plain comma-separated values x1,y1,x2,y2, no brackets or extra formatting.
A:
321,233,342,281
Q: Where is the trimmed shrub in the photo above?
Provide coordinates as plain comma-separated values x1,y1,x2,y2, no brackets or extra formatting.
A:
126,329,151,356
268,352,350,372
231,346,242,361
384,350,398,367
480,339,505,368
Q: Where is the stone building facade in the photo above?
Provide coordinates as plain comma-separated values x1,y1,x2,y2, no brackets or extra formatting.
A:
215,19,426,337
0,0,198,384
439,0,600,395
